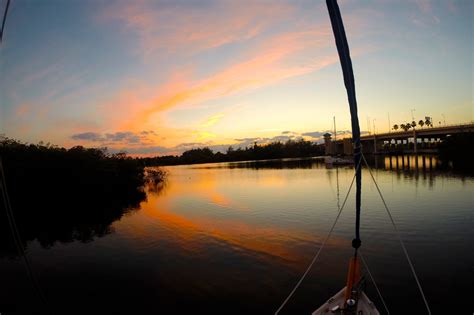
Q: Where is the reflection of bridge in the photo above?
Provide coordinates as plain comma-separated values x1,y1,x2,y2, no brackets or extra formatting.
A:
324,123,474,155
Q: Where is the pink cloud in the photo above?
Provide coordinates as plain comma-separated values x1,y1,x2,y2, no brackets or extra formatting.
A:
90,5,376,149
82,1,374,150
415,0,432,13
413,0,440,24
115,28,337,129
101,0,294,58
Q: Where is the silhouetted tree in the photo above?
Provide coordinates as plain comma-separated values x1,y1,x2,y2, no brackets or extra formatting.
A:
181,147,215,164
439,133,474,172
141,139,325,166
425,117,432,127
0,137,166,256
400,124,410,131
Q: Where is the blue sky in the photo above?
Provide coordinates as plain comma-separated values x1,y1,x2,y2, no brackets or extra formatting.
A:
0,0,472,155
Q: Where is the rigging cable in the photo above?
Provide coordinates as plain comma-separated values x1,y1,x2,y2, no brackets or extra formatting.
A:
359,250,390,315
1,4,51,313
0,0,10,42
274,159,362,315
0,157,50,312
360,152,431,314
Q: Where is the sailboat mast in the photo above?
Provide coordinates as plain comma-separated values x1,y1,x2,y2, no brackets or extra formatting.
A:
326,0,362,250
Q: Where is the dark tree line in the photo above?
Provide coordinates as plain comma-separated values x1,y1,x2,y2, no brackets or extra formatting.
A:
0,137,165,256
438,133,473,172
141,139,325,166
393,117,433,131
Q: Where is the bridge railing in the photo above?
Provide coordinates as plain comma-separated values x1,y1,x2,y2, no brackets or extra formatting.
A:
361,122,474,138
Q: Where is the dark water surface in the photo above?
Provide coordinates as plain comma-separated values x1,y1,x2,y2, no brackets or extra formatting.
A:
1,156,473,314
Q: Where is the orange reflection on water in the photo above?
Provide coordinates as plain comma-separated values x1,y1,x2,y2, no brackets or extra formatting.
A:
257,175,288,187
384,155,438,171
210,193,232,208
118,167,347,268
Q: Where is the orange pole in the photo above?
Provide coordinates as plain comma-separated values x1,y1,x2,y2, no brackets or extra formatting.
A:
344,255,361,302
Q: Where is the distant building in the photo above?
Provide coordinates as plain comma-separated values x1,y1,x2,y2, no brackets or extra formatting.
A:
324,133,353,156
323,133,333,155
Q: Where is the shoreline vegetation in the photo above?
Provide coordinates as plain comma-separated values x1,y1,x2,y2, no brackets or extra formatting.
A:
143,134,472,172
0,137,165,257
0,133,471,256
438,133,473,171
142,139,326,166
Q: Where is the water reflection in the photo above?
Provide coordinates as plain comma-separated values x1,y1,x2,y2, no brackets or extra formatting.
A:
124,182,348,266
1,156,472,314
0,181,151,257
383,155,438,171
133,157,472,313
192,157,326,169
137,167,341,264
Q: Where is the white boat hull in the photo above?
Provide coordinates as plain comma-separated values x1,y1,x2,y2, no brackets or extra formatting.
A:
312,287,380,315
324,156,354,165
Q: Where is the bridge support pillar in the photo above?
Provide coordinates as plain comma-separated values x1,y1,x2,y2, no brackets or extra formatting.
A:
413,130,417,154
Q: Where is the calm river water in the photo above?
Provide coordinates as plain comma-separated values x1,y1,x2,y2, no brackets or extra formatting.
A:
1,156,473,314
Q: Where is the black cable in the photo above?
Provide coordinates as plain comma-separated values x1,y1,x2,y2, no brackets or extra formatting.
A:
0,157,51,313
0,0,11,42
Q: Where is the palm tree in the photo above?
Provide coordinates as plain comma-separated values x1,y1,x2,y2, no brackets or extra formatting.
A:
393,124,399,131
411,121,417,128
425,117,432,127
400,124,409,131
418,120,424,128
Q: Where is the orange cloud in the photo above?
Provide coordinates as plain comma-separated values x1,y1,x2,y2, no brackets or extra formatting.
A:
200,113,225,128
118,29,336,131
90,1,372,152
103,1,294,57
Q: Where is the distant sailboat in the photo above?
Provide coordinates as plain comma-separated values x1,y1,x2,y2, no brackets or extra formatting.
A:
325,117,354,166
324,156,354,166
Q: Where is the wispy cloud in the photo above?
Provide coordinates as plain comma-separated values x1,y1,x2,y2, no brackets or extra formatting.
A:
415,0,433,14
95,0,346,137
71,127,371,156
71,130,158,146
30,0,376,155
93,129,330,156
102,1,294,58
71,132,104,142
200,113,224,128
115,28,337,133
413,0,440,25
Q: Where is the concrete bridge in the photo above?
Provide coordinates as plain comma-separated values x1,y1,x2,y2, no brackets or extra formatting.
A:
324,122,474,155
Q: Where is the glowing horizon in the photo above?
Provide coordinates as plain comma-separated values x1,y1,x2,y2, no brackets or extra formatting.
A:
1,0,472,156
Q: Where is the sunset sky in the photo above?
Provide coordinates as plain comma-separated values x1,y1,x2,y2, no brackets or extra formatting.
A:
0,0,472,156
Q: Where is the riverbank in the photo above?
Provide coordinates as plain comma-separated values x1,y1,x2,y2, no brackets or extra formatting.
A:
0,137,166,257
2,156,471,314
141,139,325,166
